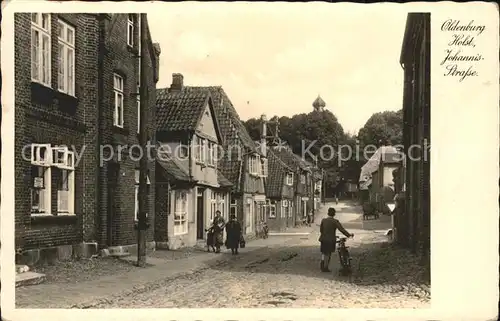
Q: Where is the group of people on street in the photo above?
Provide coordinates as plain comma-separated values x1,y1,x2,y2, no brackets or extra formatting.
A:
208,205,354,273
206,211,243,255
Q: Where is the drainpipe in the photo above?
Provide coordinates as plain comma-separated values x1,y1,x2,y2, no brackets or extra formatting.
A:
96,14,106,248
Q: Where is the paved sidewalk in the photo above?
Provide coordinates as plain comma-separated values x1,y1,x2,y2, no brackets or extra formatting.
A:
16,205,332,309
15,234,300,309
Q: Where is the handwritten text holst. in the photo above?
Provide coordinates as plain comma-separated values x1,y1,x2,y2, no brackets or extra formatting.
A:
440,19,486,82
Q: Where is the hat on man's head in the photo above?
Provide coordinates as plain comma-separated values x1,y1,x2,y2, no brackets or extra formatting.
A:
327,207,336,217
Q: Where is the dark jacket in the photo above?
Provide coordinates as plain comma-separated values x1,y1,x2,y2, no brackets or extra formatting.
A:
319,217,350,243
225,220,242,249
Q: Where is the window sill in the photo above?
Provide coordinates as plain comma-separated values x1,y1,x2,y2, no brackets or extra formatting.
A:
112,126,129,136
31,214,77,224
31,81,55,105
55,90,79,113
127,45,138,55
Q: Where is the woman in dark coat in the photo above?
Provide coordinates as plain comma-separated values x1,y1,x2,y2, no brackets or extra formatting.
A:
212,210,226,253
225,214,242,255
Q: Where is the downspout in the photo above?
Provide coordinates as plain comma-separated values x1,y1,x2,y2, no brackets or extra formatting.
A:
96,14,106,248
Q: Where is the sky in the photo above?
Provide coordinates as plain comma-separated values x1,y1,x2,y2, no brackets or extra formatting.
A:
147,3,409,134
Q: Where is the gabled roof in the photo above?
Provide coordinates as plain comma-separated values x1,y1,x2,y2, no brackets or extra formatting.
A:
217,171,233,188
265,148,293,198
189,86,262,156
176,86,263,192
157,157,232,188
156,88,223,143
271,146,308,172
359,146,399,182
291,153,313,171
157,158,192,183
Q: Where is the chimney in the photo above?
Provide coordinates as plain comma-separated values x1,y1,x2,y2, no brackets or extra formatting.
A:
260,114,267,157
153,43,161,83
171,73,184,91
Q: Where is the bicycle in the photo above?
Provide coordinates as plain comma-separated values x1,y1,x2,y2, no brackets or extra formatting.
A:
336,235,353,276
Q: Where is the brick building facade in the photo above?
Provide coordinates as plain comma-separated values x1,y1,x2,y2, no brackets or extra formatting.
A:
14,13,160,262
397,12,430,259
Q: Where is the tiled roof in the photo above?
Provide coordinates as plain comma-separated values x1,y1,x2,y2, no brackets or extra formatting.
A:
157,157,192,182
291,153,312,171
270,146,305,172
172,85,263,192
155,87,211,133
217,170,233,187
265,148,293,198
359,146,399,182
188,86,262,156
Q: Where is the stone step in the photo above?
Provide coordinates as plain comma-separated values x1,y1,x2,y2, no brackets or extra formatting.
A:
110,252,131,258
16,264,30,274
15,271,46,287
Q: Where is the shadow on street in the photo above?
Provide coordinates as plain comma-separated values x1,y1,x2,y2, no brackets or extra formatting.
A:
203,240,430,289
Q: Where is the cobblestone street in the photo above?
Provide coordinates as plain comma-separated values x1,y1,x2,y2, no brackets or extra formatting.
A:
16,203,430,309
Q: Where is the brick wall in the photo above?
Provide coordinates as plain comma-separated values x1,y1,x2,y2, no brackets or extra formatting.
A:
15,13,159,251
399,13,430,255
97,14,157,246
15,13,100,250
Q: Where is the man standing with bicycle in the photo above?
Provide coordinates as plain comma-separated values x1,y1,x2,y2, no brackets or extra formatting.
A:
318,207,354,272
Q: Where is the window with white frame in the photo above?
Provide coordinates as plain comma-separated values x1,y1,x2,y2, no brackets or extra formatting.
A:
57,20,75,96
281,200,288,218
31,13,51,86
210,191,226,222
113,74,124,127
258,203,265,222
207,141,216,166
266,200,276,219
194,136,206,163
30,144,52,214
230,197,237,217
134,169,151,221
52,146,75,214
260,158,268,177
300,174,306,184
249,155,260,175
217,192,226,220
177,141,189,158
288,201,293,218
174,190,188,235
210,191,217,222
286,173,294,185
136,97,141,134
127,14,135,47
136,14,141,93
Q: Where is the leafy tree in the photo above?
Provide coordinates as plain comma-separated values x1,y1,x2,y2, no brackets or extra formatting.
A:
244,110,345,196
243,109,402,195
357,110,403,148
